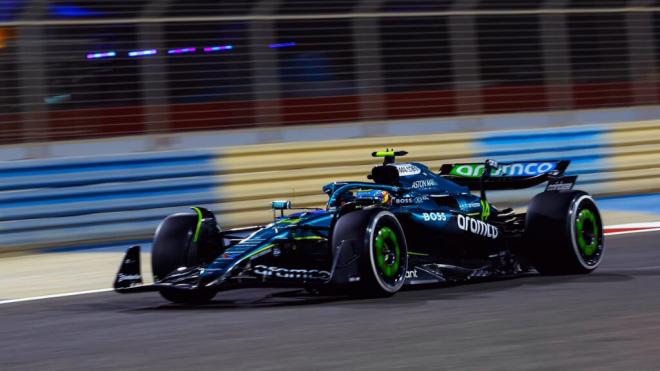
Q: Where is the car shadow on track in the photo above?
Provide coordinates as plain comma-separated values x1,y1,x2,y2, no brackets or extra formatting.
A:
129,289,350,311
126,272,631,312
352,272,632,307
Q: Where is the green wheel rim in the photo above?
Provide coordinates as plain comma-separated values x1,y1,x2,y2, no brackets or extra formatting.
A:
374,226,401,278
576,208,600,257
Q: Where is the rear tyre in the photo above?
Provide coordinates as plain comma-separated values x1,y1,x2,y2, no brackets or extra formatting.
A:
525,191,604,274
151,213,216,304
332,208,408,297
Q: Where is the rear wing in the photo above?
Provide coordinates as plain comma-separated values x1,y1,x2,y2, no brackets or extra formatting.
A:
439,160,570,190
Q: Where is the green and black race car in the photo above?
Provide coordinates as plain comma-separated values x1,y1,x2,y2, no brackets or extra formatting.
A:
114,150,604,304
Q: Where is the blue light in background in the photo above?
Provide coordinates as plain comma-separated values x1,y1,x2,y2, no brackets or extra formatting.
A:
128,49,157,57
49,4,102,17
86,41,308,61
168,47,197,55
86,51,116,59
0,0,24,22
269,42,297,49
203,45,233,52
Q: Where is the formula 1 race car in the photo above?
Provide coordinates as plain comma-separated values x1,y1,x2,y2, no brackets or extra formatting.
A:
114,150,605,304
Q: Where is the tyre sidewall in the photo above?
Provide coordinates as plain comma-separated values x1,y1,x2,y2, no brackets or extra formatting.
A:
364,210,408,294
331,208,408,296
567,194,604,270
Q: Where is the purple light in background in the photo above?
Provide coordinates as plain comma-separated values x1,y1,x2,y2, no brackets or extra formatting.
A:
269,42,297,49
51,4,102,18
168,47,197,55
128,49,157,57
203,45,233,52
86,51,116,59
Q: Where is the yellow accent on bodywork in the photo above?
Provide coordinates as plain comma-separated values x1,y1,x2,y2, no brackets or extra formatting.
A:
293,236,325,241
408,251,429,256
480,200,491,221
278,218,302,224
245,243,275,259
192,207,203,242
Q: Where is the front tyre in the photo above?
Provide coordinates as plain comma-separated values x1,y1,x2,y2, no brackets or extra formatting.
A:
525,191,604,274
151,212,217,304
332,209,408,296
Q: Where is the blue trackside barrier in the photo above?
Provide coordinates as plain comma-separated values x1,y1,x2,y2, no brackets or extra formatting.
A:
0,150,223,251
0,151,219,191
1,120,658,252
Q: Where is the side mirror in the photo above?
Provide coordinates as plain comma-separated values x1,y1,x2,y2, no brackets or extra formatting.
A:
271,200,292,220
271,200,292,210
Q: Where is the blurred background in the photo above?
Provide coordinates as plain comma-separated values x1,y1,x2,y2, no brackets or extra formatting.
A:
3,3,660,368
1,0,659,255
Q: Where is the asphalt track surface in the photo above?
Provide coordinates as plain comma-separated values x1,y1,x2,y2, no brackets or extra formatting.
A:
2,231,660,371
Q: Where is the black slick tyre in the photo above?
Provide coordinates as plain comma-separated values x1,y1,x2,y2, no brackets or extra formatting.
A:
151,213,216,304
332,208,408,297
524,190,604,274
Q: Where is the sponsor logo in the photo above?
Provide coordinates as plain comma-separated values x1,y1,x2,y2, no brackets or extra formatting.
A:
422,212,448,222
405,270,418,279
395,198,414,205
546,182,572,191
253,265,331,280
459,201,481,211
116,273,141,282
392,164,421,176
546,176,577,192
451,162,557,178
457,214,499,239
396,195,430,205
412,179,437,188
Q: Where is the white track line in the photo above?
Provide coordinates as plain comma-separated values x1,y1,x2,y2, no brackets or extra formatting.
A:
1,221,659,305
604,221,660,236
605,221,660,229
605,228,660,236
0,288,113,305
